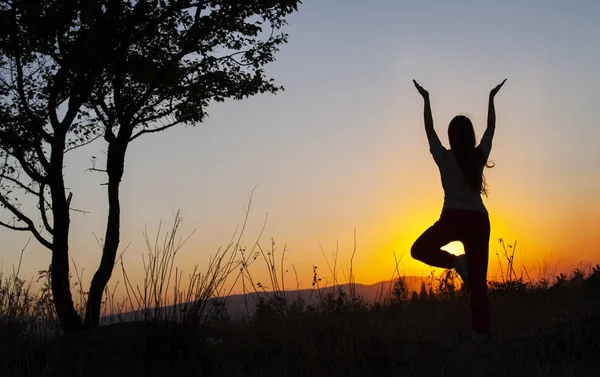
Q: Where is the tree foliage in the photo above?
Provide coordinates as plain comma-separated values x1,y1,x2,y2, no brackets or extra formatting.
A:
0,0,301,332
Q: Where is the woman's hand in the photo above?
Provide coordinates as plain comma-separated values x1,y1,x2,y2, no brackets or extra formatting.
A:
490,79,507,98
413,79,429,99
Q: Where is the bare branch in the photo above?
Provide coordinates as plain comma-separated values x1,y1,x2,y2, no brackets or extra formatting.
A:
129,120,182,142
0,73,13,91
0,193,52,249
39,182,54,235
0,168,54,226
90,97,112,128
86,167,107,173
70,207,90,215
85,156,107,173
0,171,38,196
0,219,30,231
64,190,90,214
34,142,51,172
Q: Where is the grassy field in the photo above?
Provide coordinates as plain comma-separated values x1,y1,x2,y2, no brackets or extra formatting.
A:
1,271,599,376
1,218,599,376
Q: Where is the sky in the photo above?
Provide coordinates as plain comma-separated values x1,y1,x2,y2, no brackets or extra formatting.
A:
1,0,600,298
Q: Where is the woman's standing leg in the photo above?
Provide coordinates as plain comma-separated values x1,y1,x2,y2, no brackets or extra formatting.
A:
463,214,491,334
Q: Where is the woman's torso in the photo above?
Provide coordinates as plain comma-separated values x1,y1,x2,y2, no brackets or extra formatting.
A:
436,150,488,214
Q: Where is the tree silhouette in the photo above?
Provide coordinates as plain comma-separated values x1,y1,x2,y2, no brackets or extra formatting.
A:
0,0,301,332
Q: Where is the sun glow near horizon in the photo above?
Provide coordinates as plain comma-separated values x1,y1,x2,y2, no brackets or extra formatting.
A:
0,0,599,308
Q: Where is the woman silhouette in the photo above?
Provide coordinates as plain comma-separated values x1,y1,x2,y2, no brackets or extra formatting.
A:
411,78,506,336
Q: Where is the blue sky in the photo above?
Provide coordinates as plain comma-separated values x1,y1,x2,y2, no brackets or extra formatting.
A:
2,0,599,292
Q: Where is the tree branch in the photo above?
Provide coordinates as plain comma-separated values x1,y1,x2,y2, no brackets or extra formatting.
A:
65,134,102,153
61,73,94,132
85,167,107,173
13,26,48,138
131,107,173,128
39,182,54,235
0,193,52,249
0,171,38,196
90,97,112,129
113,56,127,128
85,156,107,173
128,1,210,48
129,2,206,119
104,125,116,143
64,191,90,215
90,96,117,142
48,66,68,132
0,166,53,229
12,150,47,183
0,219,29,231
34,142,51,172
70,206,90,215
129,120,182,142
0,138,47,183
111,0,148,130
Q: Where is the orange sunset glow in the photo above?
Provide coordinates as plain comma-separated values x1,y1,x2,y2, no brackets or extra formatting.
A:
1,1,599,302
3,2,600,376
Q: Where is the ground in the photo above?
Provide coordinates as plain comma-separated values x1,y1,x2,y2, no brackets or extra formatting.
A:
3,280,599,377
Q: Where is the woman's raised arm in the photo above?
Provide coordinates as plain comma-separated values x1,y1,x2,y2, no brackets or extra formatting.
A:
483,79,507,143
413,79,444,158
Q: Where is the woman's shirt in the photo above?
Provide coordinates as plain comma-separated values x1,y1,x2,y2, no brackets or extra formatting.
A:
428,130,493,214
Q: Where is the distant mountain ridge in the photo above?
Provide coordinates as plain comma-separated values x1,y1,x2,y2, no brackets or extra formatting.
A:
101,276,428,324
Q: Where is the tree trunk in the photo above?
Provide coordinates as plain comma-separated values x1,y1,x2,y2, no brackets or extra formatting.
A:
50,231,83,333
84,138,128,327
49,138,83,333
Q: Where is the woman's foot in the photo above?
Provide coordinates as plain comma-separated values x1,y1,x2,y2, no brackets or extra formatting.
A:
454,254,470,291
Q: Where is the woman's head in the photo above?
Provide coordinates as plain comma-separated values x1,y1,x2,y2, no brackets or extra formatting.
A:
448,115,493,196
448,115,476,150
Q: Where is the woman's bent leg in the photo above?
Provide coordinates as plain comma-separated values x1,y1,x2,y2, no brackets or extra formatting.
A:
411,215,457,269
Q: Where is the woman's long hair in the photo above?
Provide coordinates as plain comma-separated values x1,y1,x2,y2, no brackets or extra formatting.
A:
448,115,495,196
